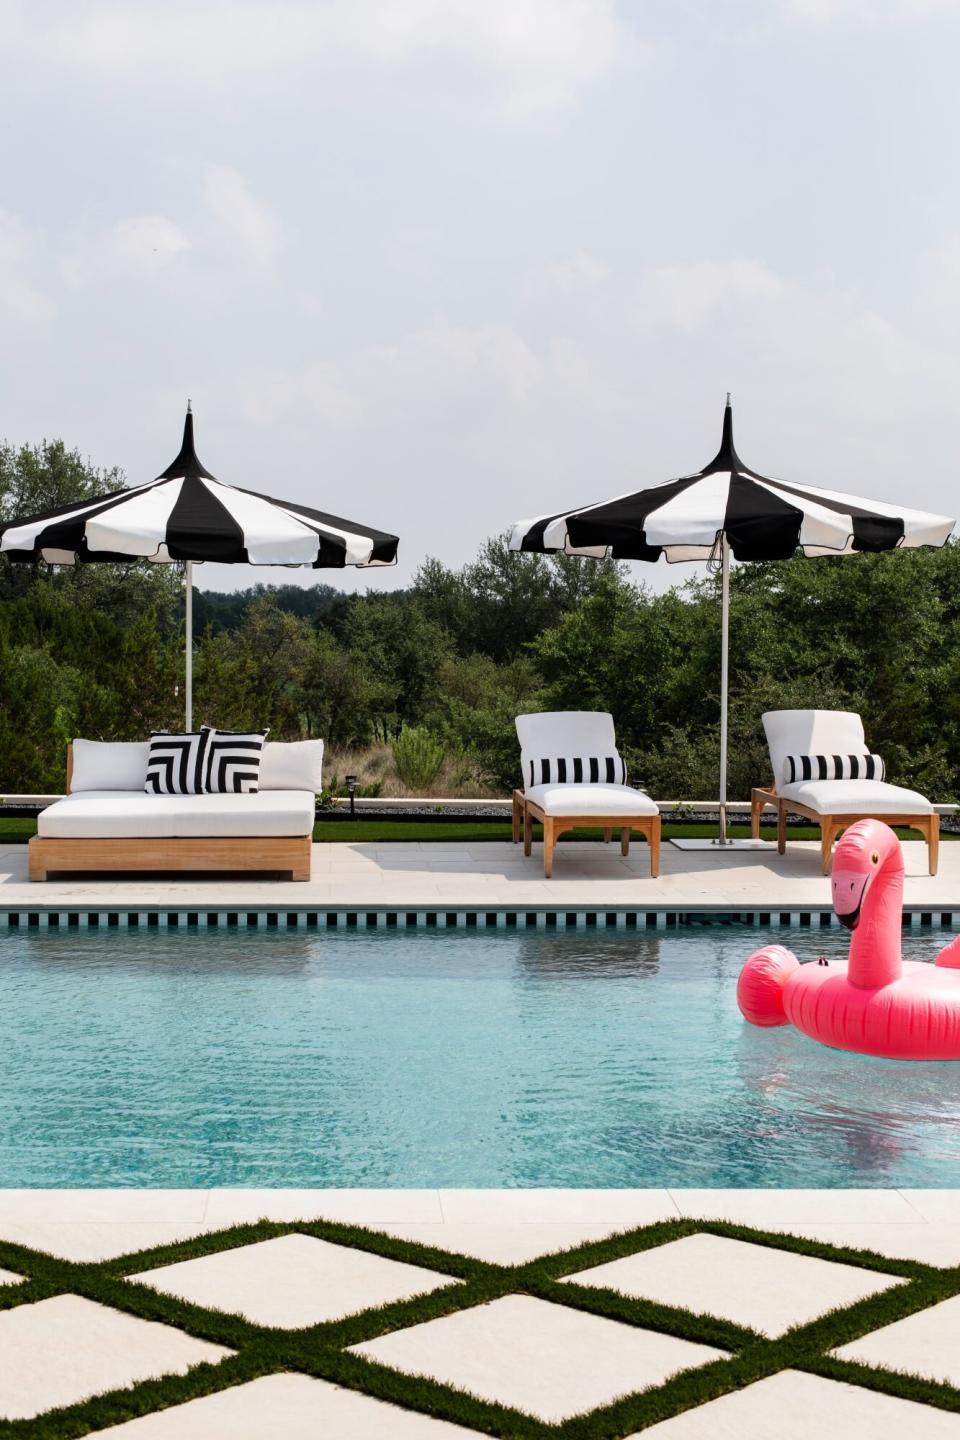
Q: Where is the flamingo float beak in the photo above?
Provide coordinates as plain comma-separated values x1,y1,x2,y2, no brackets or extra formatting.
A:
832,869,870,930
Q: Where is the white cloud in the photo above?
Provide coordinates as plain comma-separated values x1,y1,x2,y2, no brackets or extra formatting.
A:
529,253,608,296
110,216,191,275
201,166,282,270
0,0,632,121
0,214,53,326
631,256,960,424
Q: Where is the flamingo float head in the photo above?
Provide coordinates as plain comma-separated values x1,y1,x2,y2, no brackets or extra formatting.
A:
831,819,903,931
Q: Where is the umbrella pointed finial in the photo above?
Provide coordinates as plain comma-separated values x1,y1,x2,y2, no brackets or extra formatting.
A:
726,391,731,407
187,398,192,414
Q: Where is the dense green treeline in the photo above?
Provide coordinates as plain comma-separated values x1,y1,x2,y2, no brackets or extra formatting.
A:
2,438,959,799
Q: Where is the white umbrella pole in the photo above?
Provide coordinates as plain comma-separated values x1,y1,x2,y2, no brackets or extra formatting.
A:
717,534,730,845
184,560,193,732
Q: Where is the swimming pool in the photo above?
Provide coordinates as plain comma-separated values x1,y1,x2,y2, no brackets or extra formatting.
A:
2,924,959,1188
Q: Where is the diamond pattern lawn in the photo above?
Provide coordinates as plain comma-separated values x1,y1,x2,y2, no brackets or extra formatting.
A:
93,1373,477,1437
834,1293,960,1389
131,1232,459,1328
0,1294,230,1422
564,1232,904,1337
636,1369,960,1438
351,1293,725,1423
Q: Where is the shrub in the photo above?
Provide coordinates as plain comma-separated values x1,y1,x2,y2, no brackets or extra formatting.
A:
391,725,445,790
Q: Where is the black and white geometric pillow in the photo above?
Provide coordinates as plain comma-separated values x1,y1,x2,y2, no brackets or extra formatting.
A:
145,730,211,795
204,729,269,794
527,754,628,787
783,753,886,785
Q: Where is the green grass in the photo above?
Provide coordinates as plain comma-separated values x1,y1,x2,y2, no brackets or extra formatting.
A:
0,1212,957,1436
0,816,952,845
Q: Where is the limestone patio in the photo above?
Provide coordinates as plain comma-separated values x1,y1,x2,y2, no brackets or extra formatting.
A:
1,838,960,914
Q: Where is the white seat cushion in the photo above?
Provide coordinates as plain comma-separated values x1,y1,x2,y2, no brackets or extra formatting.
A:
524,783,658,817
39,790,316,839
778,779,933,816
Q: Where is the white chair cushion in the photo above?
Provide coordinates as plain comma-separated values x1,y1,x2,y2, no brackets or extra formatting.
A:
524,783,658,817
38,790,316,839
779,779,933,816
259,739,325,792
762,710,866,789
71,740,150,792
516,712,618,791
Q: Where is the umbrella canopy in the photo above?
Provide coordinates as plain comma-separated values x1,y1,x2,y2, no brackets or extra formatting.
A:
510,398,955,844
0,406,399,729
513,399,953,562
0,407,399,569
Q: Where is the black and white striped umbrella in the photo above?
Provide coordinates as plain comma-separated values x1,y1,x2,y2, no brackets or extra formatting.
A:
0,407,399,569
510,398,955,845
0,407,399,728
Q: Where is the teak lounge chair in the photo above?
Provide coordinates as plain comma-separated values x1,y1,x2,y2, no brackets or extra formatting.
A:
513,711,660,878
750,709,939,875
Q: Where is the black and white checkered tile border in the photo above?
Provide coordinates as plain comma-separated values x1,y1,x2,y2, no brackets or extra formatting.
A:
0,908,955,930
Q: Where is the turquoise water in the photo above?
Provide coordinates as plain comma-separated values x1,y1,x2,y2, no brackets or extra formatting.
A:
2,925,960,1188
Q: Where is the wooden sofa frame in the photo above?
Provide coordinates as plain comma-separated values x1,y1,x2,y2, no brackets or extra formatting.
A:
512,789,661,880
750,782,939,876
28,745,313,882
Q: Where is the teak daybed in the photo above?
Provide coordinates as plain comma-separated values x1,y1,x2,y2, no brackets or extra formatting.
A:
750,708,939,875
28,739,320,882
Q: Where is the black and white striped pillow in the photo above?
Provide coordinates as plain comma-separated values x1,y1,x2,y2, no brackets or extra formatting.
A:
145,730,210,795
204,728,269,794
528,754,627,787
783,753,886,785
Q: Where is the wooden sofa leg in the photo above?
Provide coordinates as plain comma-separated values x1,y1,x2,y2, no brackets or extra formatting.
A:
929,815,940,876
603,827,613,843
649,820,661,879
820,820,837,874
512,793,522,844
523,805,533,857
777,801,787,855
28,841,47,882
543,818,556,878
620,827,630,856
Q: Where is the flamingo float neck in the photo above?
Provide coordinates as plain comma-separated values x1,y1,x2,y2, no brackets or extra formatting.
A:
832,820,903,989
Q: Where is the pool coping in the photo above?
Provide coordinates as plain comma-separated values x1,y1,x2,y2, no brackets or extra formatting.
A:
1,904,958,929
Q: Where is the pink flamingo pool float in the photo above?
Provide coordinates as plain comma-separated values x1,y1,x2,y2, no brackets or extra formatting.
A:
738,818,960,1060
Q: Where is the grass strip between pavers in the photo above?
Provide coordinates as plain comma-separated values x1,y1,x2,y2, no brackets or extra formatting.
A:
0,1214,959,1437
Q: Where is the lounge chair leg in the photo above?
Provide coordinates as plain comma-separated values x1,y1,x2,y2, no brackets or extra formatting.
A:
603,827,613,843
28,841,46,882
750,792,764,840
649,820,661,878
821,820,836,874
543,818,555,879
620,827,630,856
512,792,522,844
929,815,940,876
777,801,787,855
523,805,532,857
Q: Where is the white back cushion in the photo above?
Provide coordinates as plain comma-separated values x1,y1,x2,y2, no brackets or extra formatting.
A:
259,739,325,793
762,711,866,788
71,739,150,792
516,712,617,788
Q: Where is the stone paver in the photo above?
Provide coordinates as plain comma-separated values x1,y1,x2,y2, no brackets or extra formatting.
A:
834,1293,960,1388
0,1267,22,1286
637,1369,960,1438
564,1233,904,1337
669,1188,921,1225
379,1221,633,1265
132,1233,458,1328
92,1373,476,1437
1,838,954,908
351,1293,725,1424
0,1294,230,1421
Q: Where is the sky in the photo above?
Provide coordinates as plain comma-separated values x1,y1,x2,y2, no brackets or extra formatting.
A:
1,0,959,594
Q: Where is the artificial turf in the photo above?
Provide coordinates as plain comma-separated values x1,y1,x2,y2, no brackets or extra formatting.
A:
1,1211,958,1437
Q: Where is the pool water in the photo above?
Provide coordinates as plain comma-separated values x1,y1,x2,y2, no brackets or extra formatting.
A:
2,925,960,1188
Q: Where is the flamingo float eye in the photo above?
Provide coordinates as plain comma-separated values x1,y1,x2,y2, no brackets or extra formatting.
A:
871,852,879,864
